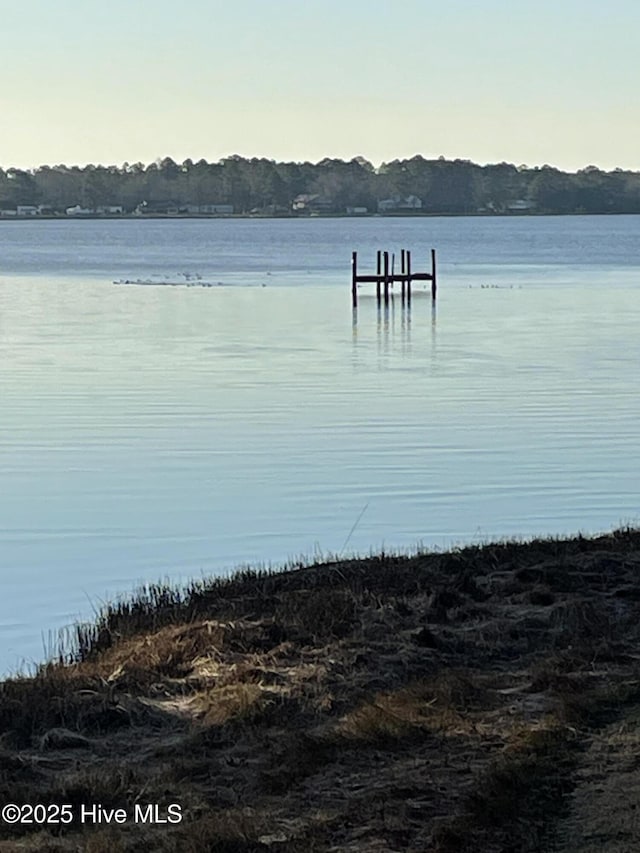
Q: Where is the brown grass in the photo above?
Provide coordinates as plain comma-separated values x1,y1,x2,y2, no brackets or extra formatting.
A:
188,683,267,726
4,527,640,851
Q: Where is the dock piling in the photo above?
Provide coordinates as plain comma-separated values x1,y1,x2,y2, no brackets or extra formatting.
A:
431,248,437,301
351,251,358,308
383,251,390,306
350,247,437,308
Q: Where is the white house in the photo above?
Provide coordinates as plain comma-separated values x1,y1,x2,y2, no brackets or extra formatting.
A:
377,195,423,213
185,203,234,215
66,205,94,216
507,199,536,212
291,194,332,214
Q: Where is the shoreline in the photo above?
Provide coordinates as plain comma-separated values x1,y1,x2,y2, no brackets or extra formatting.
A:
1,210,637,223
3,526,640,850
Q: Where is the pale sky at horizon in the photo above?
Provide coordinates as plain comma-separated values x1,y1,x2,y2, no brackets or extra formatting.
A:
1,0,639,172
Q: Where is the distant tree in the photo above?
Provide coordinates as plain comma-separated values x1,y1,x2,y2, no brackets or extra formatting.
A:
159,157,180,179
529,166,578,213
420,158,480,213
4,154,640,217
2,169,39,206
478,162,525,211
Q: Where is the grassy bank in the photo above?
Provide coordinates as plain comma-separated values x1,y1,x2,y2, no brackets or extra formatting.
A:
2,528,640,851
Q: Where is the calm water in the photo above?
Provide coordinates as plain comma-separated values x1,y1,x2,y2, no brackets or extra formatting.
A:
1,216,639,674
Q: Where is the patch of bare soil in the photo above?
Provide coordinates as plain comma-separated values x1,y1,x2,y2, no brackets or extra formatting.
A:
2,528,640,851
552,702,640,853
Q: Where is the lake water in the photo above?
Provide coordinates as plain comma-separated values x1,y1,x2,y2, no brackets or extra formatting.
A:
1,215,639,675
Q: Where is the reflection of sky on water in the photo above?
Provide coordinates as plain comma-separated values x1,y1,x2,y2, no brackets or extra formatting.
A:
1,218,640,673
2,214,640,280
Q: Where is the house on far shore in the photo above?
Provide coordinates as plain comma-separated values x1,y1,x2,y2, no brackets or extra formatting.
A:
66,205,95,215
96,205,124,215
292,194,333,214
480,199,537,214
346,206,368,215
135,200,181,215
6,204,55,216
506,199,536,212
184,203,234,215
377,195,423,213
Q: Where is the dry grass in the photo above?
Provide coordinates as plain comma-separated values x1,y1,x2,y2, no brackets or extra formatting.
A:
188,683,267,726
81,620,226,685
330,672,493,744
4,527,640,851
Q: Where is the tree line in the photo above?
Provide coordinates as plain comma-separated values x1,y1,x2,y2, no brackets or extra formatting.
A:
2,155,640,215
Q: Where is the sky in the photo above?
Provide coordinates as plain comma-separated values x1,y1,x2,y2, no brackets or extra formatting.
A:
1,0,639,172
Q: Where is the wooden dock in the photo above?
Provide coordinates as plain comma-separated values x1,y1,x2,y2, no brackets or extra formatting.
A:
351,249,436,308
